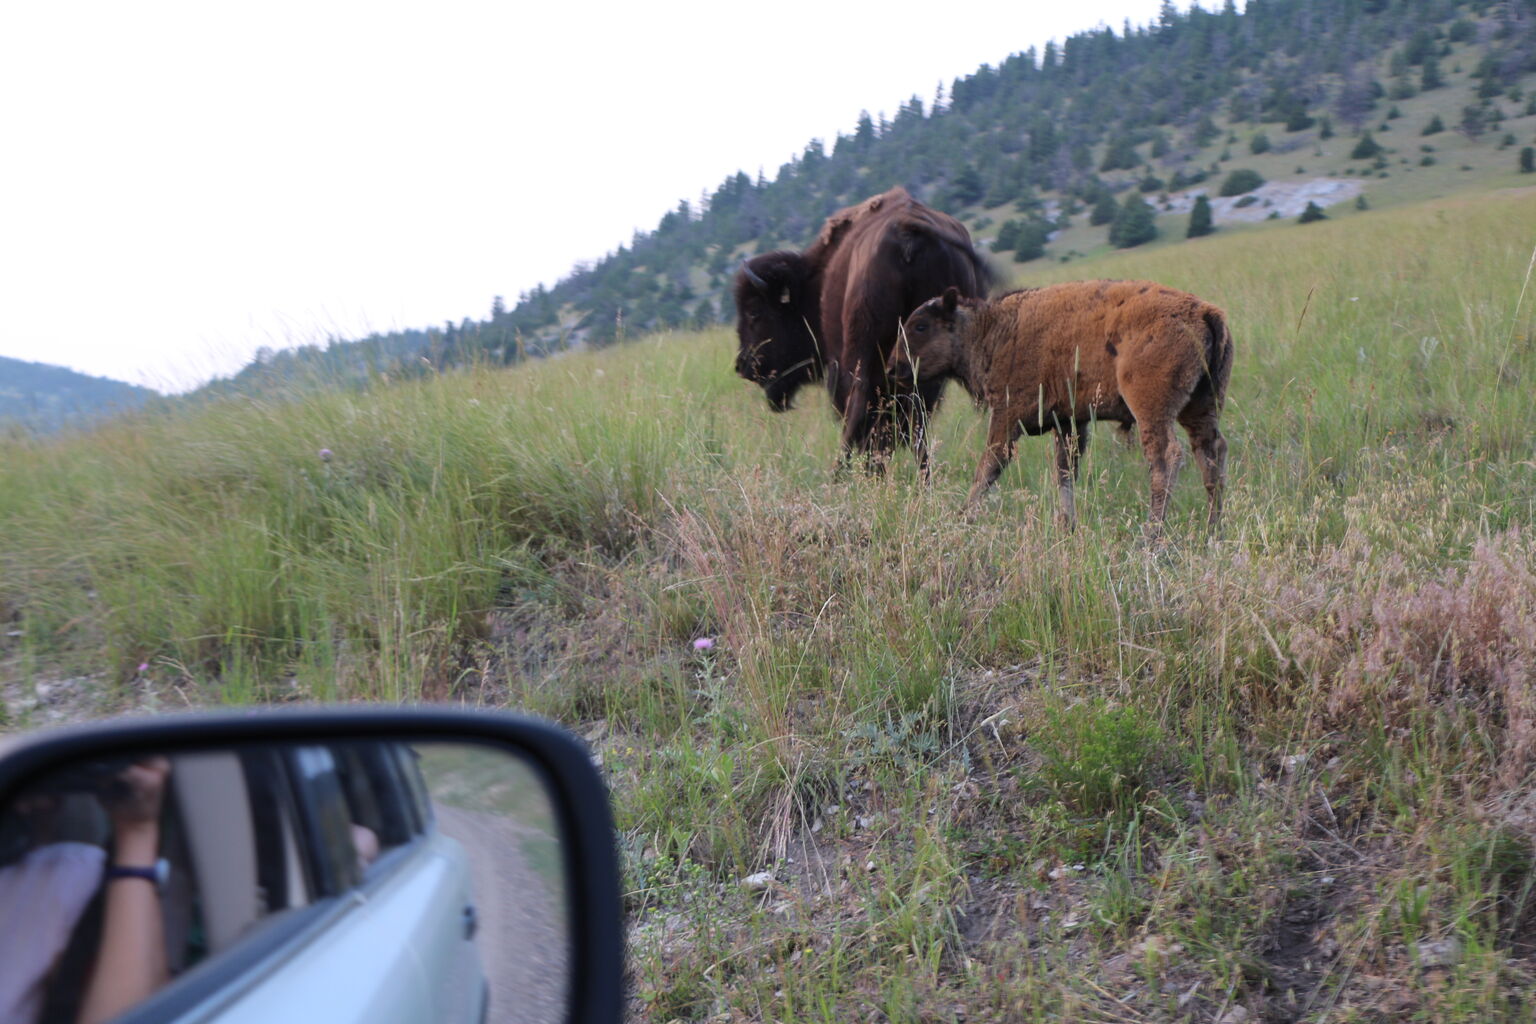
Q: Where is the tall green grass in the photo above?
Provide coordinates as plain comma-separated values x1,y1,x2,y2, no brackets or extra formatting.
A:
5,190,1536,1019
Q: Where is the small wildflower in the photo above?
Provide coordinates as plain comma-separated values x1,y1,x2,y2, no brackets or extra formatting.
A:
318,448,333,462
693,637,714,651
136,662,149,674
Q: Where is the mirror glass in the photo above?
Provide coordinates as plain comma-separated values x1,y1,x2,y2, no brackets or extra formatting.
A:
0,738,568,1024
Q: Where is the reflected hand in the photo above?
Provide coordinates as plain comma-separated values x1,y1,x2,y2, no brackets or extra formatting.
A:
105,757,171,863
106,757,171,827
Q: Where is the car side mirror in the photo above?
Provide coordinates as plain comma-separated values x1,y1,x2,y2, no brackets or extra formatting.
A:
0,707,623,1024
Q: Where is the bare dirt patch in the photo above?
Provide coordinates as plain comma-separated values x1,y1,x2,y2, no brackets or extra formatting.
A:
1162,177,1366,223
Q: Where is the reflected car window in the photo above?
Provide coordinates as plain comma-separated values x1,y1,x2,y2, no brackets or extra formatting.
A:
281,745,361,895
3,740,537,1024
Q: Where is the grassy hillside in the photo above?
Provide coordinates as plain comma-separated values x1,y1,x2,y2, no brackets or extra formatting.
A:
199,1,1536,392
976,29,1536,267
5,190,1536,1020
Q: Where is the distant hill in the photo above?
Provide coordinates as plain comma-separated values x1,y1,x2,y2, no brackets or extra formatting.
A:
194,0,1536,397
0,356,158,433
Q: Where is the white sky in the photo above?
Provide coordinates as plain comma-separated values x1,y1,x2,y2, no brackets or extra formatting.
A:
1,1,1173,391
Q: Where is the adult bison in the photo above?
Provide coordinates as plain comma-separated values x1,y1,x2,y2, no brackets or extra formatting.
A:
733,187,990,468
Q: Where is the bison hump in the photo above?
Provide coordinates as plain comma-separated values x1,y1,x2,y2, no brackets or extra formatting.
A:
817,213,855,250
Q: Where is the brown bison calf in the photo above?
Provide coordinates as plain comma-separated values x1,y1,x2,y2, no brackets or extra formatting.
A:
887,281,1232,537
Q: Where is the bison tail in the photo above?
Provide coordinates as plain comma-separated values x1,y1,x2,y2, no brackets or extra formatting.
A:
1201,309,1234,402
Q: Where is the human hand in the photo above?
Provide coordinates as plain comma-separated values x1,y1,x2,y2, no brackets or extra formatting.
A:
105,757,171,863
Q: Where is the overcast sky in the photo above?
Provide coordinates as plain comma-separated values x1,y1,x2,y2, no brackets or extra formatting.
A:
1,0,1177,391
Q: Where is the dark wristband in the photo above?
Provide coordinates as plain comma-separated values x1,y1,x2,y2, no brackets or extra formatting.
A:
106,859,169,888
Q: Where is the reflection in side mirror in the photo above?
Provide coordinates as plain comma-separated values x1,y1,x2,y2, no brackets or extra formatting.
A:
0,710,621,1024
419,743,568,1023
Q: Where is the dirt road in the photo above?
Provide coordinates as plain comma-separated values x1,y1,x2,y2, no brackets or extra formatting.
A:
435,803,568,1024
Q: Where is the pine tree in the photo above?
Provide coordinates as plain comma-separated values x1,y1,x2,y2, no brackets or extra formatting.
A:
1187,195,1215,238
1474,56,1503,100
1404,30,1434,66
1420,56,1443,90
1013,221,1049,262
1298,201,1328,224
1219,169,1265,196
1109,193,1158,248
993,219,1022,252
1334,68,1378,132
1090,192,1118,226
948,165,985,207
1286,108,1316,131
1521,147,1535,174
853,112,876,152
1422,115,1444,136
1459,105,1488,139
1350,132,1383,160
1100,135,1140,172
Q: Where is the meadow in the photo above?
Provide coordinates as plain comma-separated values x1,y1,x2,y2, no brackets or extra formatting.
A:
3,188,1536,1021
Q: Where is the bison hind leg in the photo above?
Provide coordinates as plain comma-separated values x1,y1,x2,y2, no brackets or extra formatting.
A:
1137,418,1185,541
1178,407,1227,530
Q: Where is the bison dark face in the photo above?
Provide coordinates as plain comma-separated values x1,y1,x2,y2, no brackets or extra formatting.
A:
733,252,823,412
889,287,966,390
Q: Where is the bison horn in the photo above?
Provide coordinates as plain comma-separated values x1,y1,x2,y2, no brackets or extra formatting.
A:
740,259,768,292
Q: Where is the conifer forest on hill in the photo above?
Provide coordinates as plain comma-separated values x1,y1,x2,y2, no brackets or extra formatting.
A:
212,0,1536,397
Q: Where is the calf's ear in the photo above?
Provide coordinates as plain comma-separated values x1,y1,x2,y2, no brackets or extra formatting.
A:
941,287,960,317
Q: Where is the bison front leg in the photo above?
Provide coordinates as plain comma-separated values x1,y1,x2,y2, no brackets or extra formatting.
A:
863,408,896,475
831,368,870,477
1053,424,1090,531
891,392,931,483
838,373,893,475
965,410,1023,510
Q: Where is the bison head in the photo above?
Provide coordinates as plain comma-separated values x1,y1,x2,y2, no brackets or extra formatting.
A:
888,286,967,391
733,252,823,412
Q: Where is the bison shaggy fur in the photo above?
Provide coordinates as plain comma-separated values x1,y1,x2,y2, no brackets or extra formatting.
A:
733,187,990,468
888,280,1233,537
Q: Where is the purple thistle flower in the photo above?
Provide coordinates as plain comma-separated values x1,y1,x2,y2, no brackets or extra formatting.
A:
136,662,149,674
318,448,334,462
693,637,714,651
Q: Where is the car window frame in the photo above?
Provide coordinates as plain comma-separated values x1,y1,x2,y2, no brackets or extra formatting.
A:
280,744,362,896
